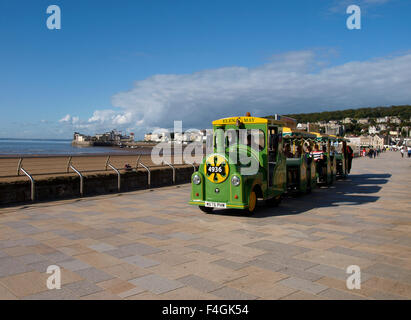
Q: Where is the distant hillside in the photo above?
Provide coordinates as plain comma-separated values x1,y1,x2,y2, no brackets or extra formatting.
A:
271,105,411,123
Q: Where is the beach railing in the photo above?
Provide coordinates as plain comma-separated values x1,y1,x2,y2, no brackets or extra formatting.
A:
0,153,200,201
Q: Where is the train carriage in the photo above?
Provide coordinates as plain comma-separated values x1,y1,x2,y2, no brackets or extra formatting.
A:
282,128,317,193
311,132,336,185
335,137,350,178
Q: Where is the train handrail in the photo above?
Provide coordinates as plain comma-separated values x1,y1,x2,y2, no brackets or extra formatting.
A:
20,167,35,201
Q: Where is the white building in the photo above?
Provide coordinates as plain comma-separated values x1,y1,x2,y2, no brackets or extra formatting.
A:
378,124,387,131
368,126,379,134
73,132,89,142
376,116,389,123
358,118,369,124
297,123,307,130
390,117,401,124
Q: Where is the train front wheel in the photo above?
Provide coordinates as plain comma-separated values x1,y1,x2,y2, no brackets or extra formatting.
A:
245,190,257,215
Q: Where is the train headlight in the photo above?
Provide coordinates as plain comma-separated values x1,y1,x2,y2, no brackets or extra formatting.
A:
192,174,201,185
231,175,240,186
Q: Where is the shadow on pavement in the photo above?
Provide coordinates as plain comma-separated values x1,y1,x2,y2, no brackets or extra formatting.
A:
210,173,391,218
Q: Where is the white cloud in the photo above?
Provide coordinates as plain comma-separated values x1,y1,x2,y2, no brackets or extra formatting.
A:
59,114,72,123
58,50,411,138
59,114,80,125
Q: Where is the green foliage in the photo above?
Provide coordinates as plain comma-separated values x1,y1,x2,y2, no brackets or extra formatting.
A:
267,105,411,123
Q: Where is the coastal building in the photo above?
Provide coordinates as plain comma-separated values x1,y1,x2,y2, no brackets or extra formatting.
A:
345,134,384,149
401,126,410,137
72,130,134,146
325,123,345,136
145,129,208,143
378,124,387,131
358,118,369,124
389,117,401,124
72,132,92,146
368,126,379,134
296,123,307,130
307,123,320,133
376,116,389,123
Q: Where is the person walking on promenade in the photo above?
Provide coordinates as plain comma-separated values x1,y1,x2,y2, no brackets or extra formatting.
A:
346,145,354,173
408,146,411,158
400,146,405,158
373,148,377,158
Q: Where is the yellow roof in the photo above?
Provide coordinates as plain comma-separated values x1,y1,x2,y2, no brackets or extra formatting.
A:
283,127,292,133
310,132,323,137
213,116,268,125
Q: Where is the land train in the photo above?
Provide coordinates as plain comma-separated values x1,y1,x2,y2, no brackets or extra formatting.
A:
189,113,351,214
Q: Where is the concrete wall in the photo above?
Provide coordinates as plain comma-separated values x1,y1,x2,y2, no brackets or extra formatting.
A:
0,166,197,206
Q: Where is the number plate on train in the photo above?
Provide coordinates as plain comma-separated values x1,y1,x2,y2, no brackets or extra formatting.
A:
205,202,226,208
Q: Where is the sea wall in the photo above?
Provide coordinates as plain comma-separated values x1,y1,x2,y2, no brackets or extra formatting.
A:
0,166,197,206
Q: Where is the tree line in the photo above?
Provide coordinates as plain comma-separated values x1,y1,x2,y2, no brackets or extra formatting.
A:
272,105,411,123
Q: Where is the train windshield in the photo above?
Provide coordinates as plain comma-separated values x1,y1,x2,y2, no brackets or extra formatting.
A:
214,128,265,152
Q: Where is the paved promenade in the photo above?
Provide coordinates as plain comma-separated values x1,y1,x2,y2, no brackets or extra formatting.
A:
0,152,410,300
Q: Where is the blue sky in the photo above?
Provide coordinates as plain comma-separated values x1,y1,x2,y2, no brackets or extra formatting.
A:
0,0,410,139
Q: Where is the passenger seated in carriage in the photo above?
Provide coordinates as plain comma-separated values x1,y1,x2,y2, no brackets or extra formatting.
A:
284,143,293,158
311,144,325,176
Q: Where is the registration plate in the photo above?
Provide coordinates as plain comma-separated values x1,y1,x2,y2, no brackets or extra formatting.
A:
205,201,226,208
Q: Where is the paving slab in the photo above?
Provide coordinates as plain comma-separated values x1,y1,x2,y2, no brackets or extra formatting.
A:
129,274,184,294
177,274,223,293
